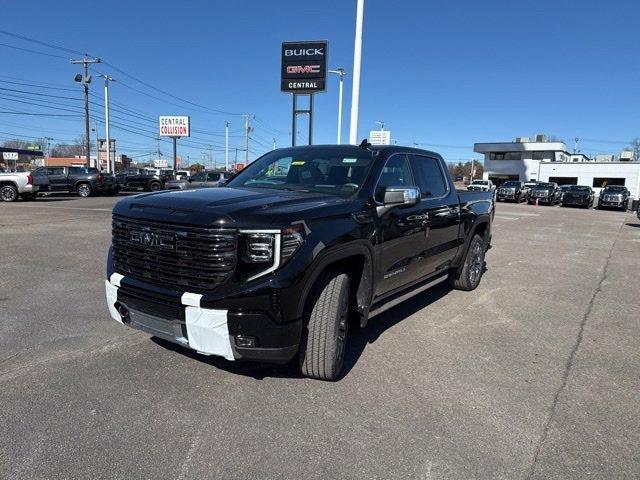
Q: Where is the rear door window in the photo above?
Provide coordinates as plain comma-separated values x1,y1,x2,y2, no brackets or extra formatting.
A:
409,155,448,198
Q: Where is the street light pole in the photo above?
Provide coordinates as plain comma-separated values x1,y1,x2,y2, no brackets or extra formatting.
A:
349,0,365,144
225,121,230,171
100,75,114,173
329,68,346,144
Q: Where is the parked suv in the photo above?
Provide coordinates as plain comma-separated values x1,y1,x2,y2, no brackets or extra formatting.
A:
105,144,494,380
561,185,594,208
496,181,528,202
164,170,231,190
528,182,561,205
116,168,165,192
597,185,630,211
32,166,117,197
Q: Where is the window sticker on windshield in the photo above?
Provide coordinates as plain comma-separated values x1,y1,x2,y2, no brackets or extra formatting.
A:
291,161,305,166
343,158,357,164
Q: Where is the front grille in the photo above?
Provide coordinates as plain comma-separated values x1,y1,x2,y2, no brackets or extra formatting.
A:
112,215,237,292
604,194,622,202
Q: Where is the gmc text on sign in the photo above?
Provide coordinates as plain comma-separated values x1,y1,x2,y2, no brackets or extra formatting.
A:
159,116,190,137
281,41,328,94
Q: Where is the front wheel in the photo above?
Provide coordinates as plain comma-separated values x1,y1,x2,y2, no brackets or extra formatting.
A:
299,271,350,381
148,182,161,192
449,234,486,291
0,184,19,202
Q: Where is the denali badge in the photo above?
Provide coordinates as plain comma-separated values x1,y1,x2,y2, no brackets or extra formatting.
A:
129,230,176,250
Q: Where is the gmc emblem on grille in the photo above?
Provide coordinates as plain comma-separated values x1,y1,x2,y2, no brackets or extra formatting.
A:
129,230,176,250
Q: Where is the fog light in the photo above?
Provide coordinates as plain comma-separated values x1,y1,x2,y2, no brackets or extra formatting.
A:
235,335,256,348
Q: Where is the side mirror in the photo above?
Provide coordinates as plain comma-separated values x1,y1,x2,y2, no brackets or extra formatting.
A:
383,186,420,207
187,177,192,182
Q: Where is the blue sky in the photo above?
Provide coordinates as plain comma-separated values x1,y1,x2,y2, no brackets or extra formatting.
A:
1,0,639,165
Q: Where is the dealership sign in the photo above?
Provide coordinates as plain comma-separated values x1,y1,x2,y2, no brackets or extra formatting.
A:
159,116,190,137
281,40,328,93
370,130,391,146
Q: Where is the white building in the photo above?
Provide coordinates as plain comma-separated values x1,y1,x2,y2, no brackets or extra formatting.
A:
474,136,640,198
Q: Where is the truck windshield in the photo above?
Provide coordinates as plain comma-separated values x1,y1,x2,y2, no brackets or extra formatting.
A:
502,181,520,187
227,148,374,196
569,186,590,191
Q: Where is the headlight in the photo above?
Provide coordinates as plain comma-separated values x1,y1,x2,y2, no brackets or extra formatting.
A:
239,224,306,281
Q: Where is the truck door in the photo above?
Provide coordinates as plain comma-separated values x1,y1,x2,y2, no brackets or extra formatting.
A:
408,154,462,276
47,167,68,191
374,153,431,296
32,167,50,190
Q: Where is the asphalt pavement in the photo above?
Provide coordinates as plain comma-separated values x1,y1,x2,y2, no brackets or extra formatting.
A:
1,193,639,479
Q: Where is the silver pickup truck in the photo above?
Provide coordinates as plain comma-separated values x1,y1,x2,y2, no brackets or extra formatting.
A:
0,172,38,202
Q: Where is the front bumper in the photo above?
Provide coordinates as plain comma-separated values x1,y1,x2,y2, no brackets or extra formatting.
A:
105,273,301,363
599,200,626,209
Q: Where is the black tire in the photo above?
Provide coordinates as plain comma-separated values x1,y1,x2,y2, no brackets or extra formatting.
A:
0,184,19,202
21,193,37,201
148,182,161,192
299,271,350,381
76,183,92,198
449,234,486,291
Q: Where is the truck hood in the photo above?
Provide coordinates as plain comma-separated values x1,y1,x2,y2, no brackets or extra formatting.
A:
113,186,355,228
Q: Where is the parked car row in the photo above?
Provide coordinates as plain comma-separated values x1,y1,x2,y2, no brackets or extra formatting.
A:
0,167,235,201
491,180,633,210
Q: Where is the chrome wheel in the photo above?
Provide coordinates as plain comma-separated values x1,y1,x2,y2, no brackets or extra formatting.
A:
1,185,18,202
77,184,91,197
468,241,484,287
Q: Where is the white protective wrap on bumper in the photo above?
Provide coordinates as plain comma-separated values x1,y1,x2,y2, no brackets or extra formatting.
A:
105,280,122,323
184,306,234,361
105,275,234,361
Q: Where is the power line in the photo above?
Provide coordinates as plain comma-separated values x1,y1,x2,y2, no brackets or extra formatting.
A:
0,29,84,56
0,42,68,59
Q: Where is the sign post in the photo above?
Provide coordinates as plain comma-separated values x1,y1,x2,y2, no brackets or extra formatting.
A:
159,116,190,169
281,40,327,146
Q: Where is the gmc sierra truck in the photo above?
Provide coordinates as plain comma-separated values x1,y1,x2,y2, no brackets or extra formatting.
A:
105,144,494,380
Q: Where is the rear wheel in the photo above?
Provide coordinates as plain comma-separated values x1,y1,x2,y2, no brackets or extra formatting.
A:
0,184,19,202
148,181,161,192
450,234,486,291
76,183,92,198
299,271,350,381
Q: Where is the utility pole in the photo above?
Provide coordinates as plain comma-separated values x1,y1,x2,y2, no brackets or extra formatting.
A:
272,138,277,150
100,75,114,173
209,146,215,170
243,114,253,164
329,68,346,144
375,120,385,131
574,137,580,154
71,56,101,168
349,0,365,144
224,121,230,171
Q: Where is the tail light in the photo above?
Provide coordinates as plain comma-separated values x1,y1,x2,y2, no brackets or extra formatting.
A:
97,174,104,183
27,174,33,185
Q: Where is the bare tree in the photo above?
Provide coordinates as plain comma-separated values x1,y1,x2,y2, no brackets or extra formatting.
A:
629,138,640,160
1,139,31,150
51,135,86,157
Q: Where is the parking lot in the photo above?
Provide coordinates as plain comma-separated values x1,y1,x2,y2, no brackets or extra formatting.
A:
1,194,639,479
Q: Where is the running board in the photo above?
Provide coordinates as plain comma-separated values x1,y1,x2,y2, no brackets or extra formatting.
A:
368,274,448,319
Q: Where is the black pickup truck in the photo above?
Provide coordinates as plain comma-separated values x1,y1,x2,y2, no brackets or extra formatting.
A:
116,168,170,192
105,144,494,380
32,166,117,197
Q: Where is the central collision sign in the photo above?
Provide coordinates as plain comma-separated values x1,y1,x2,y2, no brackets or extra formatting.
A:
159,116,190,137
281,40,328,93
